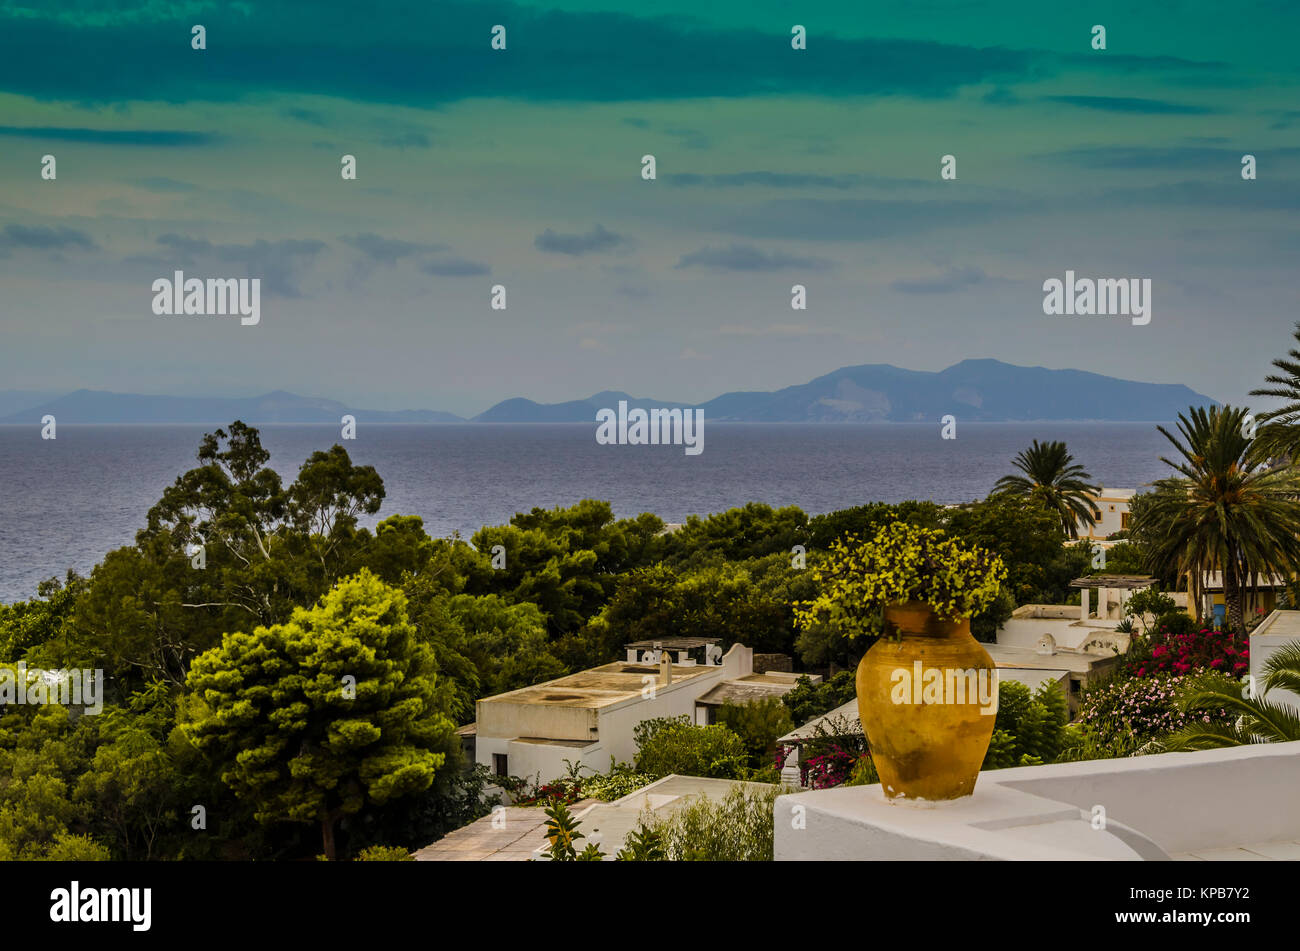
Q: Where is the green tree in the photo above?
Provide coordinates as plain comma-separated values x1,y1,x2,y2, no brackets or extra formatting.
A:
59,423,395,689
1135,405,1300,632
0,573,86,662
1122,588,1177,635
665,503,808,565
716,698,795,769
633,716,748,780
780,671,857,726
982,681,1068,769
806,501,944,550
992,440,1100,540
183,570,459,859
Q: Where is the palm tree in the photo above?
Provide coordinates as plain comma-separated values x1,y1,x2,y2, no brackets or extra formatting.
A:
1250,320,1300,461
992,440,1100,539
1134,405,1300,633
1155,643,1300,749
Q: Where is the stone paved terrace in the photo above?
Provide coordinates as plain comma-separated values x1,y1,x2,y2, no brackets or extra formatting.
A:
411,799,599,861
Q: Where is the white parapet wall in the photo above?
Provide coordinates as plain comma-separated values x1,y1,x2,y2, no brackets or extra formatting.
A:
1251,610,1300,713
774,741,1300,860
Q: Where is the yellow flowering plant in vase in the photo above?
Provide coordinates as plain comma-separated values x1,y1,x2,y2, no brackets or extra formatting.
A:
794,520,1006,643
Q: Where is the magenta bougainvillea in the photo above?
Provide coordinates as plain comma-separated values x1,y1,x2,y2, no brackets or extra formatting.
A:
1131,626,1249,678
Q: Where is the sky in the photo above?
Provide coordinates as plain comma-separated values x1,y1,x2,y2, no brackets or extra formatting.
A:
0,0,1297,417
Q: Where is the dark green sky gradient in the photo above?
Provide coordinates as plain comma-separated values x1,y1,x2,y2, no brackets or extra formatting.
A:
0,0,1296,416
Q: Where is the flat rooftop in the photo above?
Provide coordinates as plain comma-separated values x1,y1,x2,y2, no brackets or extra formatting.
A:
696,672,804,706
985,643,1117,674
478,661,715,710
1069,574,1156,590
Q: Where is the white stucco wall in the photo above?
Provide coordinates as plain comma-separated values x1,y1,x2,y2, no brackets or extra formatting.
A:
774,741,1300,860
475,644,755,781
1250,631,1300,714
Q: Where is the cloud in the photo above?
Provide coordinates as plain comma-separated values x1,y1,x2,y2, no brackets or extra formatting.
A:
663,128,710,150
0,125,218,145
151,234,328,297
667,170,935,190
534,224,626,256
676,244,834,271
133,176,200,192
1041,95,1218,115
0,4,1052,106
342,233,444,265
890,266,986,294
982,86,1020,105
283,107,328,126
718,197,1027,241
379,131,431,149
1041,146,1300,169
669,171,859,189
420,257,490,276
0,224,97,252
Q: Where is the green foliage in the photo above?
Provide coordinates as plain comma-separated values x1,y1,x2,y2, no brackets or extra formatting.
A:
992,439,1100,539
182,569,460,859
1098,541,1146,576
1136,404,1300,633
1123,588,1178,634
615,823,666,861
633,716,749,780
541,798,604,861
649,783,781,861
665,503,808,565
843,754,879,787
577,760,655,802
0,573,86,662
795,521,1006,642
1157,643,1300,750
943,495,1064,608
355,844,413,861
716,697,794,770
780,671,857,725
981,681,1068,769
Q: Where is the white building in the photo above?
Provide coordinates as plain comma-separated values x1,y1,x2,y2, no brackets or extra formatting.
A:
470,640,807,784
1077,487,1136,543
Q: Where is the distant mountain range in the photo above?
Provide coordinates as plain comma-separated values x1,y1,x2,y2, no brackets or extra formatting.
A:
0,360,1217,425
0,390,462,425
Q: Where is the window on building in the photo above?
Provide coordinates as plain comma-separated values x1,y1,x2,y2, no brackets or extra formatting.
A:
1121,512,1131,529
493,753,508,777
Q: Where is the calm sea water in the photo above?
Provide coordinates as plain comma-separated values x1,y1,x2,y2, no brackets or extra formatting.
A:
0,422,1175,603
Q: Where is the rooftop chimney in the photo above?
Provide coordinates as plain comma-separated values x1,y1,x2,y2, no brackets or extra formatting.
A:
659,647,673,686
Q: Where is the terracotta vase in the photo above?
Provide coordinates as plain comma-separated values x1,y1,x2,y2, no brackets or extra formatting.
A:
856,601,998,801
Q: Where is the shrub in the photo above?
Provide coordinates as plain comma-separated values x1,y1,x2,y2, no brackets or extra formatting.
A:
842,754,879,786
540,799,604,862
634,717,748,780
781,671,856,725
775,712,868,789
981,680,1069,769
649,784,782,861
1155,611,1197,638
615,824,666,861
355,845,413,861
794,521,1007,642
579,763,655,802
1075,670,1237,751
716,697,794,769
1123,623,1249,679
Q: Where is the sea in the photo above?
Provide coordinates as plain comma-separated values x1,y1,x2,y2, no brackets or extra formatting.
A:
0,422,1175,603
